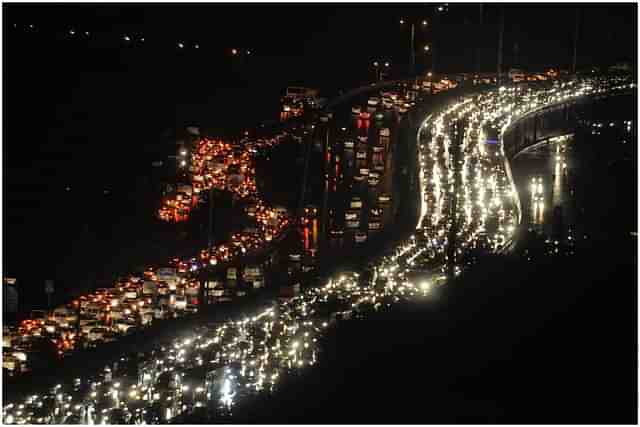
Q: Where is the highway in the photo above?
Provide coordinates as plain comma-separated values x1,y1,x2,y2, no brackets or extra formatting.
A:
2,73,634,424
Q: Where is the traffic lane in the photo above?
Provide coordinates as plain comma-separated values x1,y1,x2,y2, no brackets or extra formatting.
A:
2,285,282,405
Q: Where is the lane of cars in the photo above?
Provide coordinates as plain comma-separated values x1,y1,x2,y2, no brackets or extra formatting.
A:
327,84,421,247
4,132,294,378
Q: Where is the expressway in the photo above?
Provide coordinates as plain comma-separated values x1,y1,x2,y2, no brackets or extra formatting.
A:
2,73,634,424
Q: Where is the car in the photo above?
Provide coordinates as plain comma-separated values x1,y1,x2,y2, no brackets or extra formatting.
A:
95,288,109,297
3,352,18,371
355,232,368,243
353,174,365,184
56,309,78,328
185,304,198,315
345,220,360,229
289,253,302,262
43,321,58,335
350,197,363,209
345,210,359,221
154,306,170,320
123,287,138,299
330,229,344,239
142,281,157,296
359,111,371,120
87,327,110,342
114,320,137,335
81,320,103,335
174,295,187,311
109,307,126,322
140,312,154,326
184,281,200,297
3,331,14,349
378,193,392,204
157,283,170,296
368,97,380,106
351,106,361,115
379,128,390,137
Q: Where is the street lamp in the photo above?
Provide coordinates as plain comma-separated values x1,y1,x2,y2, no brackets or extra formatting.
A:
399,5,448,78
399,17,429,77
423,44,430,52
372,60,391,82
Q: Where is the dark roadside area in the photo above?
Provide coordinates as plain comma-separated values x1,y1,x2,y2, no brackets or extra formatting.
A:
231,240,636,424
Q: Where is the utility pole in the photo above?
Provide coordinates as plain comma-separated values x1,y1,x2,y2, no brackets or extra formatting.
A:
476,3,484,74
572,7,581,74
207,186,214,255
446,119,464,281
409,22,416,77
431,13,438,76
319,124,331,249
298,122,315,220
497,6,504,85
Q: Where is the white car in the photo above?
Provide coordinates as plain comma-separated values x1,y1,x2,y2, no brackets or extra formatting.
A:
154,307,169,320
88,327,109,342
81,321,103,335
114,320,137,334
368,97,380,106
379,128,390,137
174,296,187,311
378,194,392,204
3,354,18,371
123,288,138,299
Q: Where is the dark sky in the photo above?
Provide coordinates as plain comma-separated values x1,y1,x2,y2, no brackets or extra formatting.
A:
5,3,637,77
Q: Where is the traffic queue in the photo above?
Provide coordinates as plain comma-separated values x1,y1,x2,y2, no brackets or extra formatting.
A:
3,266,201,376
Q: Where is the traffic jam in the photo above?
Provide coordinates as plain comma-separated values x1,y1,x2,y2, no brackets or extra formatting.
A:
3,74,633,424
327,89,409,247
4,133,293,378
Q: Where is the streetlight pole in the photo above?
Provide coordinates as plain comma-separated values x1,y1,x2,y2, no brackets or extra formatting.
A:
400,18,428,78
372,61,391,82
572,7,581,74
497,6,504,85
207,186,214,257
476,3,484,74
410,22,416,77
